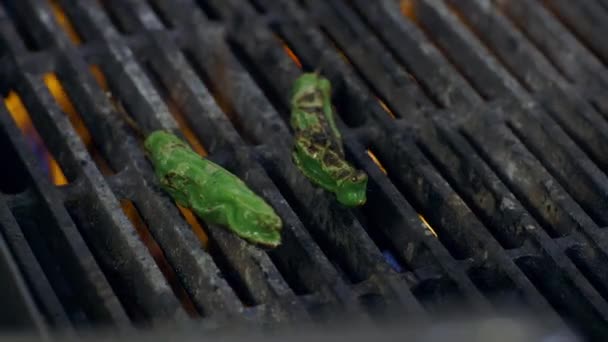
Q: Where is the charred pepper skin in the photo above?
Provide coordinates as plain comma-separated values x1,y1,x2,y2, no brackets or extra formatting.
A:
144,131,282,248
290,73,368,207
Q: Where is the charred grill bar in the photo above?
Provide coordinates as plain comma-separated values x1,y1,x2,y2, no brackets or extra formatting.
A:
0,0,607,340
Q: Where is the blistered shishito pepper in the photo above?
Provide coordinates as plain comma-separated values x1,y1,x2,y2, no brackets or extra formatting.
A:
290,72,368,207
144,131,282,248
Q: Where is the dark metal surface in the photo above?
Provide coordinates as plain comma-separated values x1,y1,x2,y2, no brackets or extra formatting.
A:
0,0,607,340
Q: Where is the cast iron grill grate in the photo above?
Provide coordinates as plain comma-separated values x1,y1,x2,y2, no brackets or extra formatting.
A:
0,0,607,340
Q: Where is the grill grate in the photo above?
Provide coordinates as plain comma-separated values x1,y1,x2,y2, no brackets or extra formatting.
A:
0,0,607,340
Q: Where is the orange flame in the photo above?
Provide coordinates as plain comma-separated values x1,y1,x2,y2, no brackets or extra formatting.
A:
366,149,388,174
177,205,209,249
376,98,397,119
400,0,417,22
161,90,209,250
165,99,208,157
283,45,302,69
89,65,109,90
121,200,199,316
43,73,92,148
4,92,68,186
49,0,82,44
418,213,438,237
88,65,210,248
273,35,302,69
44,73,115,175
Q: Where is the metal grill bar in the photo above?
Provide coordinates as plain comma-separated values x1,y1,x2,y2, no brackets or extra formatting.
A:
541,0,608,65
141,0,426,318
192,0,608,336
0,200,48,336
0,0,608,340
0,54,130,332
0,192,69,330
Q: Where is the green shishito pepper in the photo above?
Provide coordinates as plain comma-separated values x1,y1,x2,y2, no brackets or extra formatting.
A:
144,131,282,248
290,72,368,207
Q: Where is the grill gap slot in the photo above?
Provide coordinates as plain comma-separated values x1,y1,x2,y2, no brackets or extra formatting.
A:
175,205,209,251
317,23,441,111
411,276,469,315
504,121,606,228
96,0,130,35
391,1,491,101
495,1,575,84
205,240,257,307
4,91,68,186
43,73,115,176
145,0,172,29
116,59,262,308
257,159,364,284
467,263,527,310
565,244,608,302
357,292,387,319
195,0,221,20
529,97,608,178
180,48,259,146
274,35,303,70
119,200,199,317
514,255,608,340
590,100,608,124
2,3,40,51
352,147,439,271
0,219,49,330
247,0,267,14
140,60,208,157
401,0,417,22
11,198,88,325
368,142,471,260
415,137,524,249
314,25,408,122
375,98,397,120
236,6,373,126
357,175,437,272
352,207,410,274
89,65,110,91
539,0,608,67
121,61,211,247
64,199,145,323
48,0,83,45
459,127,571,238
225,38,291,119
0,124,29,194
442,0,532,94
85,64,145,140
346,0,488,103
266,245,315,297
